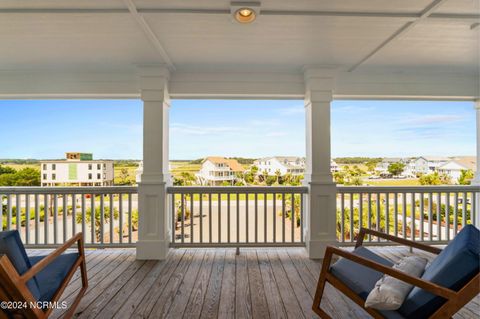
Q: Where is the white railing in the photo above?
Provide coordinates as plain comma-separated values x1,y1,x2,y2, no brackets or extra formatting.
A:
0,186,138,248
167,186,308,248
336,185,479,245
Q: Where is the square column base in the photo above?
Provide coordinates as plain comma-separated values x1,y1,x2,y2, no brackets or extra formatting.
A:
136,239,170,260
306,239,337,259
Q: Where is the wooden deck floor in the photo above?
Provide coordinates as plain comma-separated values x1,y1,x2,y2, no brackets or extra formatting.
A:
26,247,479,319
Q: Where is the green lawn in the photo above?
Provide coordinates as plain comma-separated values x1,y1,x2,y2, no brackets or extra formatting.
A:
365,179,421,186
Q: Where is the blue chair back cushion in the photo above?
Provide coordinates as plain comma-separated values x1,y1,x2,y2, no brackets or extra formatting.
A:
0,230,41,300
399,225,480,318
29,253,79,302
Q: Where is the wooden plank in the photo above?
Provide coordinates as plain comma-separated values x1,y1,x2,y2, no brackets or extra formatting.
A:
200,249,226,319
113,249,186,319
235,251,252,318
218,249,236,319
164,249,207,319
69,254,137,317
183,249,216,319
246,250,270,319
256,249,287,319
276,249,317,318
266,250,304,319
78,260,154,318
134,249,196,318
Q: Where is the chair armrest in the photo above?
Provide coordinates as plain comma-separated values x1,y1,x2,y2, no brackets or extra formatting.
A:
324,245,456,300
21,233,84,283
355,227,442,255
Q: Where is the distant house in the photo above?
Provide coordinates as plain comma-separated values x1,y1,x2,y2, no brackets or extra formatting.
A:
196,157,244,185
413,156,450,174
330,160,340,173
41,152,114,186
438,157,476,182
254,157,305,176
375,158,406,173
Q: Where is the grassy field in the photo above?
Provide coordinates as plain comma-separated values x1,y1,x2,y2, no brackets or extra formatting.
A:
5,163,40,170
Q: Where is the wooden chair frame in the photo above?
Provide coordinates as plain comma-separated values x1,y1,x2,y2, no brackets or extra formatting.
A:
312,227,480,319
0,233,88,319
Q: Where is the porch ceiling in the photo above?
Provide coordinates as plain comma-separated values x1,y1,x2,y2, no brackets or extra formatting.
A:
0,0,478,99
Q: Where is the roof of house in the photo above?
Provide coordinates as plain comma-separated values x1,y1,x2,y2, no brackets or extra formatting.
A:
419,156,451,162
452,157,476,171
204,157,244,171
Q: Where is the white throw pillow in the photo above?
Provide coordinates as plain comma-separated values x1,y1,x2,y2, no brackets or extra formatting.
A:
365,256,428,310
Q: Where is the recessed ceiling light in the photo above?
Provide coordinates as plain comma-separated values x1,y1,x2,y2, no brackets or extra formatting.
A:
235,7,256,23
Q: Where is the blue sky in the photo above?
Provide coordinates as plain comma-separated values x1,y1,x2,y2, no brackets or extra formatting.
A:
0,99,475,159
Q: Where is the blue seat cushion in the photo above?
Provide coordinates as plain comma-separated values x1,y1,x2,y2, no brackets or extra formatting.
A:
29,253,79,302
330,246,394,299
399,225,480,318
0,230,41,299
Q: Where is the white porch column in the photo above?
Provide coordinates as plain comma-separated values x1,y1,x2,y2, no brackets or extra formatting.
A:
303,66,338,259
136,66,171,260
473,100,480,228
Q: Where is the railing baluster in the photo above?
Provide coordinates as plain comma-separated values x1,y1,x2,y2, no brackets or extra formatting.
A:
385,193,389,235
7,194,11,231
376,193,381,241
91,194,95,244
35,194,39,244
82,193,86,242
16,194,20,233
109,194,113,243
227,193,230,243
349,193,354,242
62,194,67,242
200,193,203,243
340,193,345,243
236,193,239,244
44,194,49,244
428,192,433,241
411,193,415,241
291,192,294,243
282,193,285,243
172,192,176,243
209,193,212,243
118,193,123,244
190,193,194,243
438,192,443,240
264,193,267,242
402,193,406,239
72,194,77,237
128,193,133,244
462,192,467,227
246,193,249,243
218,193,221,243
367,193,372,242
394,192,398,237
359,193,363,238
181,193,185,244
273,193,276,243
100,194,104,244
453,192,458,235
419,193,424,241
53,194,58,244
445,192,450,242
25,194,30,244
300,193,304,243
255,193,258,244
471,191,476,229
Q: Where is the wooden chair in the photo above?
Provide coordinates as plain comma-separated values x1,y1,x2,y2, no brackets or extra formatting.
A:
0,231,87,318
312,226,480,319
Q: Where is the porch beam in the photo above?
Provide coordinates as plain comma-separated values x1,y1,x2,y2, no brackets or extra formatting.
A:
303,66,338,259
136,65,171,260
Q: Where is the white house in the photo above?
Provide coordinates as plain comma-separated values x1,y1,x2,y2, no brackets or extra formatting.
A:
41,152,114,186
413,156,450,174
254,157,305,176
438,157,476,182
196,157,244,185
375,158,406,173
330,160,340,173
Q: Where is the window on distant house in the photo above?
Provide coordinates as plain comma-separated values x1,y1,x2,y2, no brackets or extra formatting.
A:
88,173,92,180
103,163,106,169
43,174,47,179
97,173,101,179
52,164,56,170
52,174,56,180
88,164,92,170
43,164,47,170
97,164,101,170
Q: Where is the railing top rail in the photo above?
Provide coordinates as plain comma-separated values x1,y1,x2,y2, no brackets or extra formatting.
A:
337,185,480,193
167,186,309,194
0,186,138,195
